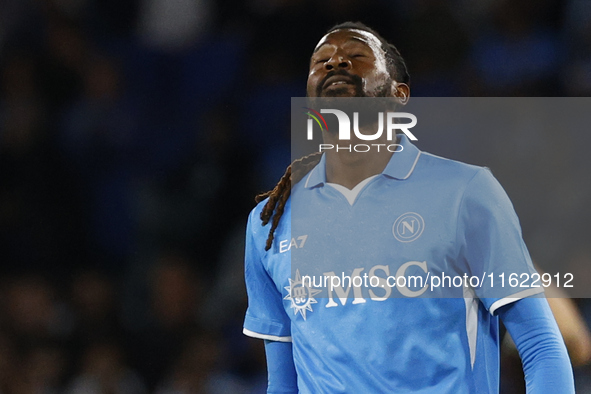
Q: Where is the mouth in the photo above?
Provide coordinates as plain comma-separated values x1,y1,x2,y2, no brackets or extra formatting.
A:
322,75,355,90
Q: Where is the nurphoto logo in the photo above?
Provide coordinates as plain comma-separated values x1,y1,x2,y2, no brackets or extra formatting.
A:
304,107,417,153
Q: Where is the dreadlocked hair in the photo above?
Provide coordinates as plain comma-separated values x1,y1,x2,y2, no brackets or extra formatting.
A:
255,152,323,251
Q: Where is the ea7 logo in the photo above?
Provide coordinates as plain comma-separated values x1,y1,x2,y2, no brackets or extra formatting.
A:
279,235,308,253
305,108,417,141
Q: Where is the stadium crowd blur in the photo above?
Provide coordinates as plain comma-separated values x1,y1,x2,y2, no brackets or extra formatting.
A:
1,0,590,392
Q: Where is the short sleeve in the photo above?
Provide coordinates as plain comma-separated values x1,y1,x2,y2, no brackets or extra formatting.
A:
243,208,292,342
457,168,543,315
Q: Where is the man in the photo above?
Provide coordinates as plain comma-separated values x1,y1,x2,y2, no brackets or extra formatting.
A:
243,22,574,393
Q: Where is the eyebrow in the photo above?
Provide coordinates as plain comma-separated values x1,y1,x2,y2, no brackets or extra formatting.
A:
313,36,369,53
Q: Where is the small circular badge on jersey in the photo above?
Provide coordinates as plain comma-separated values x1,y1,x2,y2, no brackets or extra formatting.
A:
393,212,425,243
284,269,321,321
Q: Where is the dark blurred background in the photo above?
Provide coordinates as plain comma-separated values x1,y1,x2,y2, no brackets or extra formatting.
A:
0,0,590,392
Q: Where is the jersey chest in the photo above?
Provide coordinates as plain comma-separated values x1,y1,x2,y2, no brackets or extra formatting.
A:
262,180,471,320
291,181,467,294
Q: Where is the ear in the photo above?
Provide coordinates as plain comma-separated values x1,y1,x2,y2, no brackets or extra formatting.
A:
393,82,410,105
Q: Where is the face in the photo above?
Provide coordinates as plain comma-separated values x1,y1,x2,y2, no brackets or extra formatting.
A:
307,29,394,98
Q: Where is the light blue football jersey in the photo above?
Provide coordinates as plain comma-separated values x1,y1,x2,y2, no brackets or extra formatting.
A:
243,135,542,393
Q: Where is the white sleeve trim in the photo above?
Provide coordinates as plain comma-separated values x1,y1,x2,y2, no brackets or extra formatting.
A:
243,328,292,342
489,287,545,315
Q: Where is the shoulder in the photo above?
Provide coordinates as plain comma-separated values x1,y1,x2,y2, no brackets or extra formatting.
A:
247,199,269,240
413,151,501,192
246,197,292,252
412,152,514,212
418,152,485,180
416,154,518,221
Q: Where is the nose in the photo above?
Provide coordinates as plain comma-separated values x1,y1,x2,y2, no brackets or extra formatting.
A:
324,55,351,71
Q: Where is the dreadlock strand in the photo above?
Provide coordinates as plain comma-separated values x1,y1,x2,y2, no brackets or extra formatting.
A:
265,178,291,251
291,152,323,184
257,152,323,251
254,190,272,204
259,165,291,226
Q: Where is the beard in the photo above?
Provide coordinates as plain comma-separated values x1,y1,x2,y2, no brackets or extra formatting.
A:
318,70,364,97
310,69,393,98
311,69,363,98
305,71,396,135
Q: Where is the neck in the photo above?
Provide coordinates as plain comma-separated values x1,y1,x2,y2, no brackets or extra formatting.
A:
324,135,395,189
